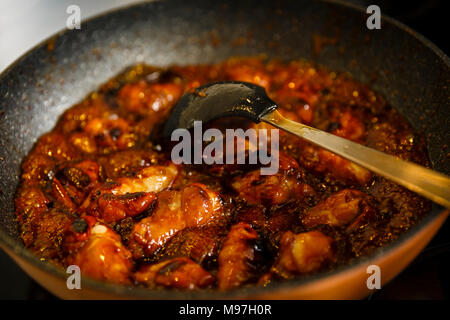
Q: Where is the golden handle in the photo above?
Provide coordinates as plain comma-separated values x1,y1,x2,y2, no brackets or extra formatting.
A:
262,110,450,208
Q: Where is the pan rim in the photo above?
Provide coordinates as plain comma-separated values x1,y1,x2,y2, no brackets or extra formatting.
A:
0,0,448,299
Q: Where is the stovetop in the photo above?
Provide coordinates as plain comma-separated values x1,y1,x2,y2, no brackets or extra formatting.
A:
0,0,448,300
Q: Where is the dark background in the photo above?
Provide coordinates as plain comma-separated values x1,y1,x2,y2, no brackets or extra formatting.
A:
0,0,448,299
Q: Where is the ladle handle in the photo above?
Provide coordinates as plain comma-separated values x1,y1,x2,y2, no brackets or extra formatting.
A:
262,110,450,208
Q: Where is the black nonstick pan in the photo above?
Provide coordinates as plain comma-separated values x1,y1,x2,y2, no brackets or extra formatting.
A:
0,0,448,299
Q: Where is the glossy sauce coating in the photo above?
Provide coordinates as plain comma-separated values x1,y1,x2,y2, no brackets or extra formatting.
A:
15,57,431,289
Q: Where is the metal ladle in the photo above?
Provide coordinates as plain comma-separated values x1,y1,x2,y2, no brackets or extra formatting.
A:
163,81,450,208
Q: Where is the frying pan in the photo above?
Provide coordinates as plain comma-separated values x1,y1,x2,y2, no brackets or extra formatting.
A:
0,0,449,299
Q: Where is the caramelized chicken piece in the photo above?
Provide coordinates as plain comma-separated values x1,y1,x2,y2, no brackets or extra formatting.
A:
297,109,371,186
134,257,215,289
217,222,260,290
158,226,226,265
68,132,98,154
15,187,50,227
332,110,366,142
63,215,97,255
272,231,334,277
86,192,157,223
129,183,224,258
33,132,79,161
236,205,300,250
18,207,73,260
51,177,77,211
231,153,315,206
236,206,267,232
275,88,315,125
299,144,372,186
224,58,271,91
51,160,101,207
302,189,375,228
271,61,325,109
265,207,301,248
56,96,111,135
98,149,161,179
85,117,136,149
69,117,137,154
29,209,74,260
69,160,101,185
111,163,178,195
118,81,183,116
20,154,56,186
79,164,177,222
16,186,72,258
15,187,73,258
68,221,133,284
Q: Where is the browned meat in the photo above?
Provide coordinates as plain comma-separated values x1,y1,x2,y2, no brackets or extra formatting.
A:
98,149,162,179
84,192,157,224
299,144,372,186
217,222,260,290
67,220,133,284
302,189,375,229
231,153,316,206
134,257,215,289
269,231,334,279
129,183,224,258
224,57,271,90
118,81,183,117
157,225,226,266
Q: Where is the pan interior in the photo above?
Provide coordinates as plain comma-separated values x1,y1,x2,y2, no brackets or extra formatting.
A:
0,0,448,297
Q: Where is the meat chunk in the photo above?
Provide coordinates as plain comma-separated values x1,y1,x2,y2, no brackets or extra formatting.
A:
69,117,137,154
67,221,133,284
20,153,55,186
58,160,101,187
299,144,372,186
296,108,370,185
157,226,226,266
236,205,301,250
129,183,224,258
15,187,75,259
118,81,183,116
217,222,260,290
111,163,178,195
236,206,267,232
275,88,315,125
79,163,177,222
26,208,73,260
15,186,50,226
86,192,157,223
272,231,334,277
56,96,111,135
51,177,77,211
302,189,375,228
331,110,366,142
32,132,78,161
98,149,161,179
231,171,306,206
231,154,315,206
224,58,271,91
265,207,300,248
134,257,214,289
